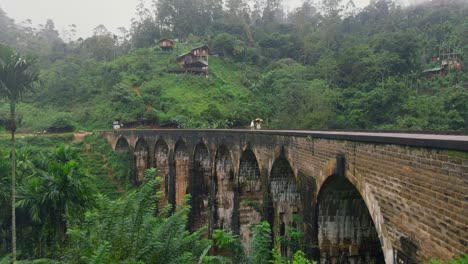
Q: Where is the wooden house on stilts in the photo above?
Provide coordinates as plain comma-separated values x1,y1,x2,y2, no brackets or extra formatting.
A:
159,37,174,51
169,45,210,75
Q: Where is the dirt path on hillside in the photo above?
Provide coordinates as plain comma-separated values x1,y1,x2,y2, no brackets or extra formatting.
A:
102,154,125,193
133,85,141,96
73,131,91,143
73,130,125,193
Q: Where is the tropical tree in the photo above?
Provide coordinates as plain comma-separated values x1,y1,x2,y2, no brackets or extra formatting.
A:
0,44,40,261
67,168,215,263
0,150,10,255
249,221,272,264
16,144,96,258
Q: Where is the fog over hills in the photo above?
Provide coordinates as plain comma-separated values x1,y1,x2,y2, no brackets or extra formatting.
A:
0,0,374,38
1,0,464,40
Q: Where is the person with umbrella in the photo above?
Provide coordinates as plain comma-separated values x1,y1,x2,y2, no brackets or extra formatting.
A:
255,118,263,130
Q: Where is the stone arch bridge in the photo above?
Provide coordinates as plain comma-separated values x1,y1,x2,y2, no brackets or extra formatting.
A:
102,129,468,264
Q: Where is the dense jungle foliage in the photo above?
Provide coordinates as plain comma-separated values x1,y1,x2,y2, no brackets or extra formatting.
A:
0,134,466,263
0,0,466,131
0,0,467,262
0,133,318,263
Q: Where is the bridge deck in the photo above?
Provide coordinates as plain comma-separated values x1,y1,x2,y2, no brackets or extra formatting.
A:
109,129,468,151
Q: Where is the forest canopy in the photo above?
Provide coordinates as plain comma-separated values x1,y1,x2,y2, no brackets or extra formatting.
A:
0,0,467,131
0,0,467,262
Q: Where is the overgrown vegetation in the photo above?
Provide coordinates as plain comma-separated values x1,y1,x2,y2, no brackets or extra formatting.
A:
66,170,214,264
429,255,468,264
0,0,466,131
74,133,133,198
1,133,465,263
0,136,319,263
0,133,130,260
0,0,467,262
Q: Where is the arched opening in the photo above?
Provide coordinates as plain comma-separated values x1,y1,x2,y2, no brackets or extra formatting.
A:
316,175,384,263
191,142,211,232
174,140,189,209
238,149,262,253
114,137,132,186
269,157,301,258
155,139,169,207
134,138,149,185
214,145,237,233
115,137,130,153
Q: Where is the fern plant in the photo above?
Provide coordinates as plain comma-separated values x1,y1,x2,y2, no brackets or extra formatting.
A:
67,168,214,263
212,229,246,264
249,221,272,264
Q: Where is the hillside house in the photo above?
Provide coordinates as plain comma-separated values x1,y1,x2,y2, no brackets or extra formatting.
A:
423,43,462,78
171,45,210,74
423,66,445,79
159,37,174,51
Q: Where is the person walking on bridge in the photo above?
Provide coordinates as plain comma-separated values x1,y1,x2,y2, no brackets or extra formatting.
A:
255,118,263,130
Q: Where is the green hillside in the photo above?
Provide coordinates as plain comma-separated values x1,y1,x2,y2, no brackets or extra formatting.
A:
1,44,259,131
0,0,467,132
0,0,468,262
74,45,258,129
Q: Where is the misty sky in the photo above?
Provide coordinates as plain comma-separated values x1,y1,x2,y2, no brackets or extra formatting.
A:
0,0,372,39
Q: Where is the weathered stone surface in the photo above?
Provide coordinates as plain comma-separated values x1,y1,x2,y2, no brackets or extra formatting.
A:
238,149,263,253
155,138,170,207
134,138,149,184
318,174,384,263
103,130,468,264
174,140,189,210
191,142,211,232
214,145,237,233
269,156,301,258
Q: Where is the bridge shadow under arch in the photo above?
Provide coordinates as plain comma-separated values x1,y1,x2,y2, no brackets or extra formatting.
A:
134,138,149,185
173,140,189,209
115,137,130,153
238,149,262,253
191,142,211,232
155,138,169,207
268,156,301,258
214,145,237,233
316,174,385,264
114,137,133,188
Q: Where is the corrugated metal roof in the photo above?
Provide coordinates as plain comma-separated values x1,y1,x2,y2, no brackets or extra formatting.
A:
191,45,209,51
177,45,209,59
177,52,191,59
423,67,444,73
159,37,173,43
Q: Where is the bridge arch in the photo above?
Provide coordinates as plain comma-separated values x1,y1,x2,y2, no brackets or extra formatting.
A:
191,142,212,231
113,136,133,186
134,138,150,184
214,144,237,232
268,155,301,257
238,148,262,252
316,170,388,264
155,138,170,206
115,136,130,152
174,139,190,209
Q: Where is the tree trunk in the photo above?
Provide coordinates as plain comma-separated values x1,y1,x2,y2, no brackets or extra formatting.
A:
10,102,16,262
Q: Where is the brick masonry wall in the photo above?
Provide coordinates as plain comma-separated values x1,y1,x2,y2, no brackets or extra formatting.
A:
103,130,468,264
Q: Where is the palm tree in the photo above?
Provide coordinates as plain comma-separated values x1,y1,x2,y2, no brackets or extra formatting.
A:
17,144,96,258
0,44,40,261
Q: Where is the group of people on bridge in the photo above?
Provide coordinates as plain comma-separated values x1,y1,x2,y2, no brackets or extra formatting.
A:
250,118,263,130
